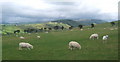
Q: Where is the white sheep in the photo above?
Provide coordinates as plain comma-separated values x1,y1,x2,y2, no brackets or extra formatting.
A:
89,33,99,40
110,28,114,30
81,29,83,31
19,42,33,50
37,36,40,39
104,28,106,29
115,28,118,30
69,41,81,50
28,33,31,35
45,32,48,33
102,35,109,43
20,36,25,39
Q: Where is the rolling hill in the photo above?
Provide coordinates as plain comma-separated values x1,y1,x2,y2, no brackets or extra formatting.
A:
52,19,106,26
1,22,70,34
76,19,107,25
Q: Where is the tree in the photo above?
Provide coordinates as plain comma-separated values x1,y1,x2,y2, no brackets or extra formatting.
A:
91,23,95,28
61,26,64,30
110,22,115,26
69,26,73,30
54,26,59,30
78,25,83,29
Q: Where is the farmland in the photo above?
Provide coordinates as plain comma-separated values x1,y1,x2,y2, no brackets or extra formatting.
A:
2,22,118,60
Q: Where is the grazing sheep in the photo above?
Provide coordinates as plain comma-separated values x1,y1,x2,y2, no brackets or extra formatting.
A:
19,42,33,50
102,35,109,43
104,28,106,29
115,28,118,30
28,33,31,35
69,41,81,50
45,32,48,33
89,33,99,40
80,29,83,31
110,28,114,30
15,35,19,37
37,36,40,39
20,36,25,39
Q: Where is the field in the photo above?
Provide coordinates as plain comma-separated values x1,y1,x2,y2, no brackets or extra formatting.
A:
2,22,118,60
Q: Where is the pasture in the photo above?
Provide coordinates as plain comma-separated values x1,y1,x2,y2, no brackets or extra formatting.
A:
2,22,118,60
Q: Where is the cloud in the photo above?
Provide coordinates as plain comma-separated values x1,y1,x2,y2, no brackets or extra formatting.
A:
1,0,119,23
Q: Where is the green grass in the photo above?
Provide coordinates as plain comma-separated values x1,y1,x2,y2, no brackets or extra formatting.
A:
2,23,118,60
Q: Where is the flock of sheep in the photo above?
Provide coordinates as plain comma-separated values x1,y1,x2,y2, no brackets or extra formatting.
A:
18,33,109,50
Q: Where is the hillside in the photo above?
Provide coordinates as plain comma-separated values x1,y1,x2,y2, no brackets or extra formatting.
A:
76,19,107,25
52,19,81,27
1,22,70,34
52,19,106,26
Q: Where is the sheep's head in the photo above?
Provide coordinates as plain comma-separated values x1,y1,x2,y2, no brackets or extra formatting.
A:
106,35,109,38
30,45,33,49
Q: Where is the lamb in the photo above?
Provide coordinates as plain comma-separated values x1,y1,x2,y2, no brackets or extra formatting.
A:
89,33,99,40
20,36,25,39
69,41,81,50
102,35,109,43
19,42,33,50
37,36,40,39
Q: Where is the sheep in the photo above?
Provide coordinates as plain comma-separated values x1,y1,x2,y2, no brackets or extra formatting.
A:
19,36,25,39
35,33,38,34
89,33,99,40
115,28,118,30
80,29,83,31
37,36,40,39
45,32,48,33
104,28,106,29
69,41,81,50
15,35,19,37
110,28,114,30
19,42,33,50
102,35,109,43
28,33,31,35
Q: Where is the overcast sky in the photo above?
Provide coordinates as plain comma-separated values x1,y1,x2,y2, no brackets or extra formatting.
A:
1,0,119,23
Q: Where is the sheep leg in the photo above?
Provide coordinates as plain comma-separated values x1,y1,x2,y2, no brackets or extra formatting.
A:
19,47,22,50
27,46,31,50
97,37,99,39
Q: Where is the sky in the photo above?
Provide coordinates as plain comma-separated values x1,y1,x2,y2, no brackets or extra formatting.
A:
0,0,119,23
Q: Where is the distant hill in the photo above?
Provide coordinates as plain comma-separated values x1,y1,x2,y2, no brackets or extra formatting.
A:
76,19,107,25
52,19,107,27
52,19,82,27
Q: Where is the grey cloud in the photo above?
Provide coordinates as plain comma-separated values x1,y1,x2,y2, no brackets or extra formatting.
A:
2,1,118,24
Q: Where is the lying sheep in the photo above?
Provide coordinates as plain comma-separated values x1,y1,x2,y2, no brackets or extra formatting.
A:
89,33,99,40
20,36,25,39
102,35,109,43
69,41,81,50
19,42,33,50
37,36,40,39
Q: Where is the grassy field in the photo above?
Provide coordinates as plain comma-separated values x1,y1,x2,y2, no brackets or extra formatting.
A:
2,22,118,60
